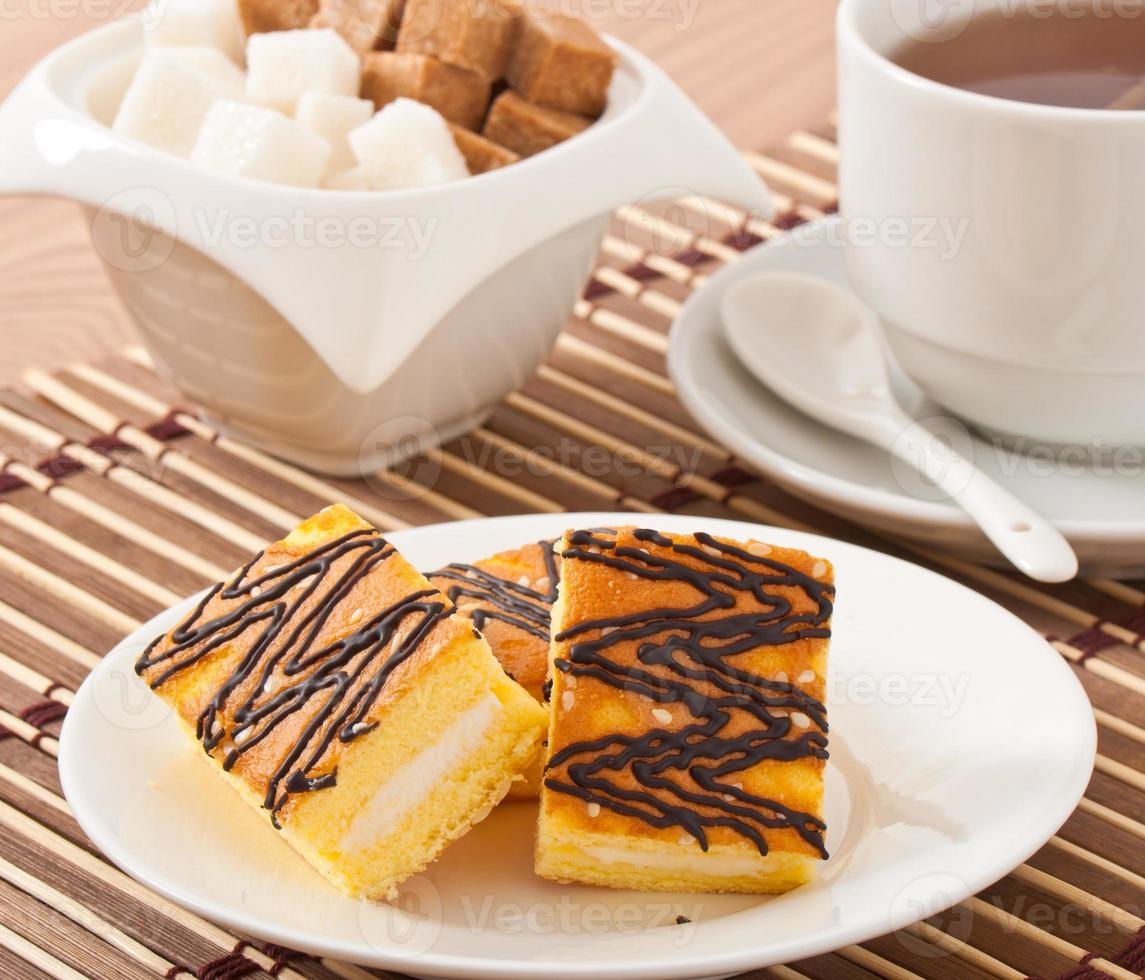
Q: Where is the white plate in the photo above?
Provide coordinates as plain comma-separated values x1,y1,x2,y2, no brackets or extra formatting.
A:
59,513,1095,980
668,218,1145,577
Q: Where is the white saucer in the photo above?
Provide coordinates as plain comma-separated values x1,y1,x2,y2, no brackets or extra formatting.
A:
668,218,1145,576
59,513,1095,980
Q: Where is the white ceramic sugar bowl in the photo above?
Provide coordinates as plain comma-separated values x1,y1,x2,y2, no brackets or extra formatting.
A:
0,18,771,476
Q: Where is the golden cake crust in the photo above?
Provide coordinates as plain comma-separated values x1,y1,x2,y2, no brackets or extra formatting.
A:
537,526,833,892
427,539,558,702
138,504,485,827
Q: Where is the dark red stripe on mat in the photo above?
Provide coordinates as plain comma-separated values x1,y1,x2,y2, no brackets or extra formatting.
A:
627,263,667,284
1067,606,1145,662
13,409,198,487
1066,628,1121,662
88,433,133,455
198,949,260,980
1033,926,1145,980
583,279,614,302
1109,925,1145,973
649,487,703,510
0,470,27,494
20,701,68,729
36,453,86,482
710,465,756,489
250,941,301,977
145,411,194,443
719,228,761,252
770,209,809,231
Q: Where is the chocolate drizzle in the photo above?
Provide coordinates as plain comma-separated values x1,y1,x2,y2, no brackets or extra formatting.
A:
545,528,832,859
429,540,559,641
135,529,452,827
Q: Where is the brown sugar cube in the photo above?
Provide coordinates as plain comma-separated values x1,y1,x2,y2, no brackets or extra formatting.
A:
448,124,519,173
506,10,616,117
396,0,520,82
237,0,319,34
361,51,491,129
482,90,590,158
309,0,405,54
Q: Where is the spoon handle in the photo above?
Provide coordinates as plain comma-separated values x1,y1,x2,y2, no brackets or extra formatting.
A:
889,421,1079,583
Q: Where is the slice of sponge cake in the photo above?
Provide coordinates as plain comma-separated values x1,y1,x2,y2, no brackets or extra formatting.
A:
428,539,559,799
136,503,547,900
536,526,832,894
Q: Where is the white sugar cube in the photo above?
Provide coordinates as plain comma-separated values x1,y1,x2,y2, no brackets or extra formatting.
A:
191,99,332,187
166,46,246,89
245,29,360,115
142,0,244,65
323,166,373,190
296,93,374,176
113,48,243,157
347,98,469,191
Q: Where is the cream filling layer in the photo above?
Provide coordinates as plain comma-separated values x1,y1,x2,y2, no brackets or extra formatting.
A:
340,693,503,853
578,844,786,879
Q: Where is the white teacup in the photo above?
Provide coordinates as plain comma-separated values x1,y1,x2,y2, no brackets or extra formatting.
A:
837,0,1145,451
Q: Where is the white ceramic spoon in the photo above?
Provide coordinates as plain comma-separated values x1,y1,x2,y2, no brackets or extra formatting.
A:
721,271,1078,583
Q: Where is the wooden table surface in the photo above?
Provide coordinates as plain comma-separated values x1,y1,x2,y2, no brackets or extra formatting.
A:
0,0,837,386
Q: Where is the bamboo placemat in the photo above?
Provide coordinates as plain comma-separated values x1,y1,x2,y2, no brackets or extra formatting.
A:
1,117,1143,980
